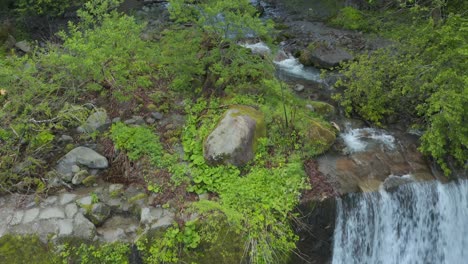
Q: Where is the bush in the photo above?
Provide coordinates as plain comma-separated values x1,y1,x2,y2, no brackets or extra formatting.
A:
330,7,370,31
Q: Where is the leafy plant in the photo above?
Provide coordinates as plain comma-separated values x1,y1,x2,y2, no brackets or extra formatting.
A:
335,14,467,175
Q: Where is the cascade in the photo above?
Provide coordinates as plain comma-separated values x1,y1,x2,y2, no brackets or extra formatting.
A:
332,180,468,264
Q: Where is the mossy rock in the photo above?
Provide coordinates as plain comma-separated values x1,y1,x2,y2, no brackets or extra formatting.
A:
308,101,336,117
82,175,97,187
204,105,266,167
303,119,336,155
298,43,316,66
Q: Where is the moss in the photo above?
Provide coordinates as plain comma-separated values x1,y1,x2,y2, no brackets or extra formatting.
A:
129,193,147,203
309,101,336,117
0,234,59,264
179,216,246,264
82,175,97,187
303,118,336,155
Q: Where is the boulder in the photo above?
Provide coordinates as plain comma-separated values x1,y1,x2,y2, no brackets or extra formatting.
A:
204,106,266,166
304,119,336,154
56,147,108,181
77,110,111,133
14,40,31,53
300,43,353,69
86,203,111,226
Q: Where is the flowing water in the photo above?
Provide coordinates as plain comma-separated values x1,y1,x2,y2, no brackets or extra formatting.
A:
332,180,468,264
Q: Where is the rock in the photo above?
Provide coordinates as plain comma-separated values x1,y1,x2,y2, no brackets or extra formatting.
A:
59,193,77,205
112,117,121,123
72,170,89,185
383,175,415,191
65,203,78,218
76,196,93,206
204,106,266,166
294,84,305,92
306,104,315,112
124,116,145,125
151,210,175,230
71,165,81,173
58,219,74,236
87,203,111,226
146,117,156,124
23,208,40,223
4,34,16,49
56,147,108,180
39,207,65,220
109,184,124,197
151,112,163,120
300,43,353,69
304,119,336,153
140,207,163,225
308,101,336,117
73,213,96,239
15,40,31,53
59,135,73,143
77,110,111,133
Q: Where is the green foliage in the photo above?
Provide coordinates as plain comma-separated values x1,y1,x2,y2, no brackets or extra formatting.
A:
331,7,370,31
161,0,274,94
53,1,158,101
140,221,201,264
59,242,130,264
335,14,468,174
0,234,59,264
15,0,86,16
110,123,164,166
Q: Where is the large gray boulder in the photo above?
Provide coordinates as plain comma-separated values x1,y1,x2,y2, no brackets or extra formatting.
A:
204,106,266,167
300,44,353,69
56,147,108,181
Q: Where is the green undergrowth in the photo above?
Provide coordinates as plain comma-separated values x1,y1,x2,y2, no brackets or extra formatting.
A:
334,12,467,175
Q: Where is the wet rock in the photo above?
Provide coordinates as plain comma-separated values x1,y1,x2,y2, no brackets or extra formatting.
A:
383,175,415,191
56,147,108,181
204,106,266,166
77,110,111,133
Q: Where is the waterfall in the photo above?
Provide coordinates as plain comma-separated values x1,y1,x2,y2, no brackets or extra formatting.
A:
332,180,468,264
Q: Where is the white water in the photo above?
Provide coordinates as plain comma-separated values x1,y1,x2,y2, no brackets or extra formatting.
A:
333,180,468,264
239,41,271,55
274,52,322,82
341,127,396,153
240,42,322,82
